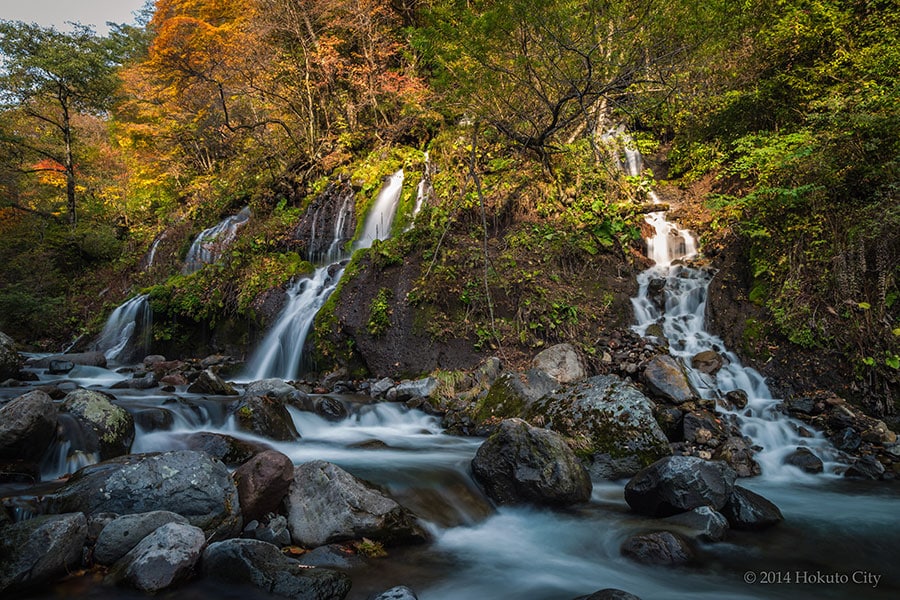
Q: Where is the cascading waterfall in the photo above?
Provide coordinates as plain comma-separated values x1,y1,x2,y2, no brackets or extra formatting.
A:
142,233,165,270
93,294,152,364
240,170,405,381
182,206,250,274
406,152,432,231
626,144,839,477
324,193,355,263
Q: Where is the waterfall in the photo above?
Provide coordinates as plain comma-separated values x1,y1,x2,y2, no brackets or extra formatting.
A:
324,193,355,264
626,142,839,479
182,206,250,274
93,294,152,364
406,152,432,231
240,170,405,381
142,233,165,270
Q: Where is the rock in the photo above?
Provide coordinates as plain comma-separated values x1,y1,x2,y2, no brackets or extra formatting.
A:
620,531,694,566
285,460,428,548
143,355,167,368
573,589,643,600
721,389,749,411
471,418,591,507
233,395,300,441
682,409,727,446
532,343,586,384
371,377,395,397
862,421,897,445
0,331,22,380
0,459,39,484
233,450,294,522
830,427,862,452
243,515,291,547
373,585,419,600
641,355,698,404
713,437,761,478
45,450,242,541
844,456,885,480
526,375,671,472
720,486,783,530
28,351,107,369
624,456,737,517
111,372,157,390
202,539,351,600
647,278,667,309
588,453,644,481
245,378,305,403
47,359,75,374
62,389,135,460
0,513,87,595
784,447,824,474
394,377,439,402
0,390,58,461
296,544,364,569
113,522,205,592
472,369,558,424
691,350,724,375
181,431,270,467
662,506,730,542
187,368,238,395
95,511,190,565
314,396,348,421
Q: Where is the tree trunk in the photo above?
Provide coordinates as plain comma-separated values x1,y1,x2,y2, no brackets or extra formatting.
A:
62,94,76,227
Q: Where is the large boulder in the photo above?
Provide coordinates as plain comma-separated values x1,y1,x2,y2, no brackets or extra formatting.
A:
179,432,271,467
526,375,671,472
0,390,58,461
62,389,135,460
0,513,87,595
691,350,725,375
641,355,698,404
624,456,737,517
0,331,22,380
232,395,300,441
27,351,107,369
285,460,428,548
45,450,242,540
620,531,694,566
720,486,783,530
470,370,558,424
94,511,189,565
532,343,586,384
244,378,306,403
202,538,351,600
783,447,823,474
470,418,591,507
112,522,206,592
394,377,439,401
233,450,295,522
187,368,238,395
373,586,419,600
662,506,730,542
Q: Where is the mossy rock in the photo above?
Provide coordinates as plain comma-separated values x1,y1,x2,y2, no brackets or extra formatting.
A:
62,389,135,460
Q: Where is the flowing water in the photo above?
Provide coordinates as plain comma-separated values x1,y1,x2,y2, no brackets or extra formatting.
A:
92,294,152,364
182,206,251,274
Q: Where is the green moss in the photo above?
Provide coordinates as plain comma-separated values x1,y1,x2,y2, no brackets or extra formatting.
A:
367,288,393,336
472,374,527,423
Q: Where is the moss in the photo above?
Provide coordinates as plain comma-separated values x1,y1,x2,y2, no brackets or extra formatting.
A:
367,288,393,336
472,374,527,423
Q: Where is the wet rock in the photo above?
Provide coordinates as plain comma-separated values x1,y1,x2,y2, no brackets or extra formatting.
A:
620,531,694,566
243,515,291,547
624,456,737,517
45,450,242,541
588,453,644,481
285,460,428,548
783,447,824,474
527,375,671,472
861,421,897,445
233,450,294,522
653,406,684,442
159,373,188,386
245,378,305,403
371,377,395,398
662,506,730,542
0,390,58,461
202,538,351,599
394,377,439,401
532,343,586,384
373,585,419,600
47,359,75,374
94,511,189,565
187,368,238,395
844,455,885,480
111,372,158,390
691,350,724,375
297,544,364,569
133,407,174,431
682,409,727,446
112,522,205,592
713,437,761,478
573,589,643,600
830,427,861,452
0,331,22,380
314,396,348,421
471,418,591,507
233,395,300,441
720,486,783,530
471,369,558,424
784,396,821,416
647,278,667,309
0,459,39,484
181,431,270,467
143,355,167,369
27,351,106,369
641,355,698,404
62,389,135,460
718,389,749,411
0,513,87,595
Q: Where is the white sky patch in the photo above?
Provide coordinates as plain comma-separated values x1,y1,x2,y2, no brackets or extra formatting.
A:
0,0,149,34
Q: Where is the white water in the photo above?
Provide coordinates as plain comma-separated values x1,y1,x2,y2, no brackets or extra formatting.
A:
240,170,405,381
324,193,355,263
406,153,432,231
625,146,840,478
93,294,152,364
143,233,165,270
182,206,250,274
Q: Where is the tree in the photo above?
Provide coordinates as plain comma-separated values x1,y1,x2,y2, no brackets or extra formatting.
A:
0,21,125,225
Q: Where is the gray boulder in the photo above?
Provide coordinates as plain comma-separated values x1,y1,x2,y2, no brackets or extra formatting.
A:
187,368,238,395
844,455,885,480
721,486,783,530
371,377,395,398
243,515,291,547
641,355,698,404
621,531,694,566
394,377,439,401
713,436,761,478
471,418,591,507
471,369,558,424
180,431,270,467
202,538,351,600
45,450,242,540
0,513,87,595
624,456,737,517
94,511,189,565
691,350,724,375
573,589,643,600
0,331,21,380
662,506,730,542
245,378,305,402
47,359,75,375
113,522,205,592
232,395,300,441
784,447,824,474
0,390,58,461
233,450,294,522
28,351,107,369
532,343,586,384
285,460,428,548
62,389,135,460
526,375,671,472
373,586,419,600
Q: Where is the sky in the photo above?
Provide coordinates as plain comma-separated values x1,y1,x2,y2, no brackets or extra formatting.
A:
0,0,150,34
